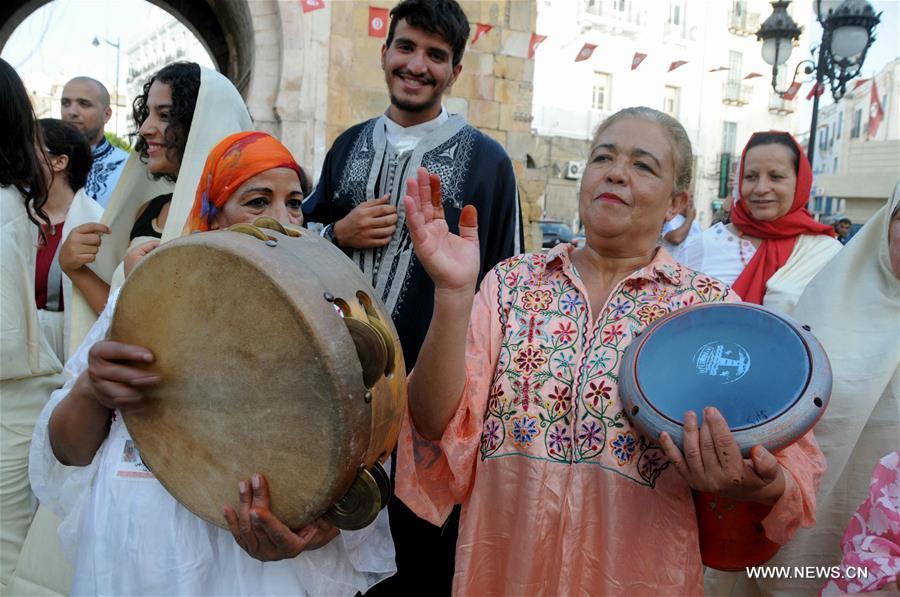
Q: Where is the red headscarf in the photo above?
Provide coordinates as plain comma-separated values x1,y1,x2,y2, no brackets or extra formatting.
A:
186,131,302,233
730,131,834,304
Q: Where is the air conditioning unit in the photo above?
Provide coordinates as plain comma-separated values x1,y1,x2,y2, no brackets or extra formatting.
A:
565,161,585,180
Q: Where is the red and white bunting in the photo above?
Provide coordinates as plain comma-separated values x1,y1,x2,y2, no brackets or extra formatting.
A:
782,81,802,101
806,82,825,100
853,78,870,91
743,72,763,80
868,80,884,138
368,6,389,37
575,43,597,63
631,52,647,71
668,60,687,72
708,66,729,73
472,23,493,45
300,0,325,13
528,33,547,59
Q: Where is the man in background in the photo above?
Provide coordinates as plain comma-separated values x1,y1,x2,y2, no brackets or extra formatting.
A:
834,217,852,245
661,196,702,260
60,76,127,207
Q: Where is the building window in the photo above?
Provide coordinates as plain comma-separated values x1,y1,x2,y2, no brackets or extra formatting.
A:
722,121,737,155
833,157,838,172
668,1,682,24
592,72,611,111
728,51,742,82
663,86,680,118
733,0,746,17
614,0,627,11
836,117,842,139
851,108,862,138
586,0,601,16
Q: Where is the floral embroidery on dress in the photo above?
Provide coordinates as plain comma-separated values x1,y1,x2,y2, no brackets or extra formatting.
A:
477,247,735,488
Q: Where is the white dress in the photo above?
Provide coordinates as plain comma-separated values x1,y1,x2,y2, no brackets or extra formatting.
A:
30,291,396,596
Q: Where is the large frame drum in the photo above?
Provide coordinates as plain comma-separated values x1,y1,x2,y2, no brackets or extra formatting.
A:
619,302,832,570
109,220,405,531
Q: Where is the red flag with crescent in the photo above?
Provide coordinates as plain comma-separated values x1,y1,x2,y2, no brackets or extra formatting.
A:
472,23,493,45
868,80,884,138
368,6,389,37
631,52,647,70
300,0,325,13
528,33,547,59
782,81,802,101
575,43,597,62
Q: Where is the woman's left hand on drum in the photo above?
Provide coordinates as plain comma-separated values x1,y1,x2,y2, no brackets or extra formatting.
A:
82,340,160,411
223,473,339,561
659,407,786,504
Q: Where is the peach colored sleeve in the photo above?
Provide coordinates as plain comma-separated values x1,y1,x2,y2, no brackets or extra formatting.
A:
763,429,826,544
395,270,504,526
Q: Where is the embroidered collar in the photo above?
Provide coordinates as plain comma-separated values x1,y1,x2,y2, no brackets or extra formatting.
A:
544,243,683,286
92,137,113,160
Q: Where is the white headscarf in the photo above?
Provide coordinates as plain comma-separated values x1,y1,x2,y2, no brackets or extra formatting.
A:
68,67,252,353
738,183,900,596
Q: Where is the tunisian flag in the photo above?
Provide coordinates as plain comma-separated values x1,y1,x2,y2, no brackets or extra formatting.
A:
868,80,884,138
471,23,492,45
368,7,389,37
668,60,687,72
575,43,597,62
631,52,647,70
528,33,547,59
300,0,325,13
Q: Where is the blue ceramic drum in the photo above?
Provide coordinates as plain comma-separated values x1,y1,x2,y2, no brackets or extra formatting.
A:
620,303,831,457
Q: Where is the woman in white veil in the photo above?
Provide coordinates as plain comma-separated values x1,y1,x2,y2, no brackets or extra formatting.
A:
714,184,900,596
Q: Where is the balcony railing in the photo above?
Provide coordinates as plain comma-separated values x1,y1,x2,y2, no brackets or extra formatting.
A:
768,95,796,115
727,10,760,36
722,81,752,106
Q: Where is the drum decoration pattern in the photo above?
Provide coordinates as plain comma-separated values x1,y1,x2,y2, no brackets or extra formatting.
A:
109,218,406,531
619,302,832,457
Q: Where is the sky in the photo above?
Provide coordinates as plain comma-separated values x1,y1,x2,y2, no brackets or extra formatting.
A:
2,0,897,121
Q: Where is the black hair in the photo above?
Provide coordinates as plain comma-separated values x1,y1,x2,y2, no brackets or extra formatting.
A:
386,0,470,67
132,61,201,182
0,58,51,235
836,217,852,225
745,132,801,174
39,119,93,192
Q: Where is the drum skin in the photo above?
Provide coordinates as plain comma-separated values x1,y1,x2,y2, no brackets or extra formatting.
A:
619,302,832,571
109,225,406,530
620,302,832,458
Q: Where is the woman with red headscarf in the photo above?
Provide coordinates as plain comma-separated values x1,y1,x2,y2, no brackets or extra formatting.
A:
682,131,841,313
29,131,396,595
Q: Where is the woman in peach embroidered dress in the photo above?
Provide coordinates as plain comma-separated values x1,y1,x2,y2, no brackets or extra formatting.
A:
395,107,825,595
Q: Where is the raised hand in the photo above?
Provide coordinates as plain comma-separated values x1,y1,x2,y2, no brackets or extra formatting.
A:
224,474,339,561
333,194,398,249
659,407,786,504
59,222,109,274
403,167,480,295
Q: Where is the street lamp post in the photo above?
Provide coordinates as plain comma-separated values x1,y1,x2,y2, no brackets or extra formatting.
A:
92,35,121,139
756,0,880,165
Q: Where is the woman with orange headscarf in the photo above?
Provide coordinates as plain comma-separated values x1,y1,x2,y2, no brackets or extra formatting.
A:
29,132,396,596
682,131,841,313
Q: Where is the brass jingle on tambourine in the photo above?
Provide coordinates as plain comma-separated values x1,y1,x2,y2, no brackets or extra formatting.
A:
324,467,382,530
370,460,392,510
344,318,389,388
365,315,396,376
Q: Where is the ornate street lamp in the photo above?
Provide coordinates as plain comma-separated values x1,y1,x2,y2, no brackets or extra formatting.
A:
757,0,880,163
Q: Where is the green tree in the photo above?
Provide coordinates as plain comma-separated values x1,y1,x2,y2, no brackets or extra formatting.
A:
105,131,132,152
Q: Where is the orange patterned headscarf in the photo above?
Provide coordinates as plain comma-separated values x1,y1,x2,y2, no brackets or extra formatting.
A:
186,131,302,233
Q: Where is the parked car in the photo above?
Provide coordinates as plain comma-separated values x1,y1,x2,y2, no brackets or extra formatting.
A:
539,220,574,248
